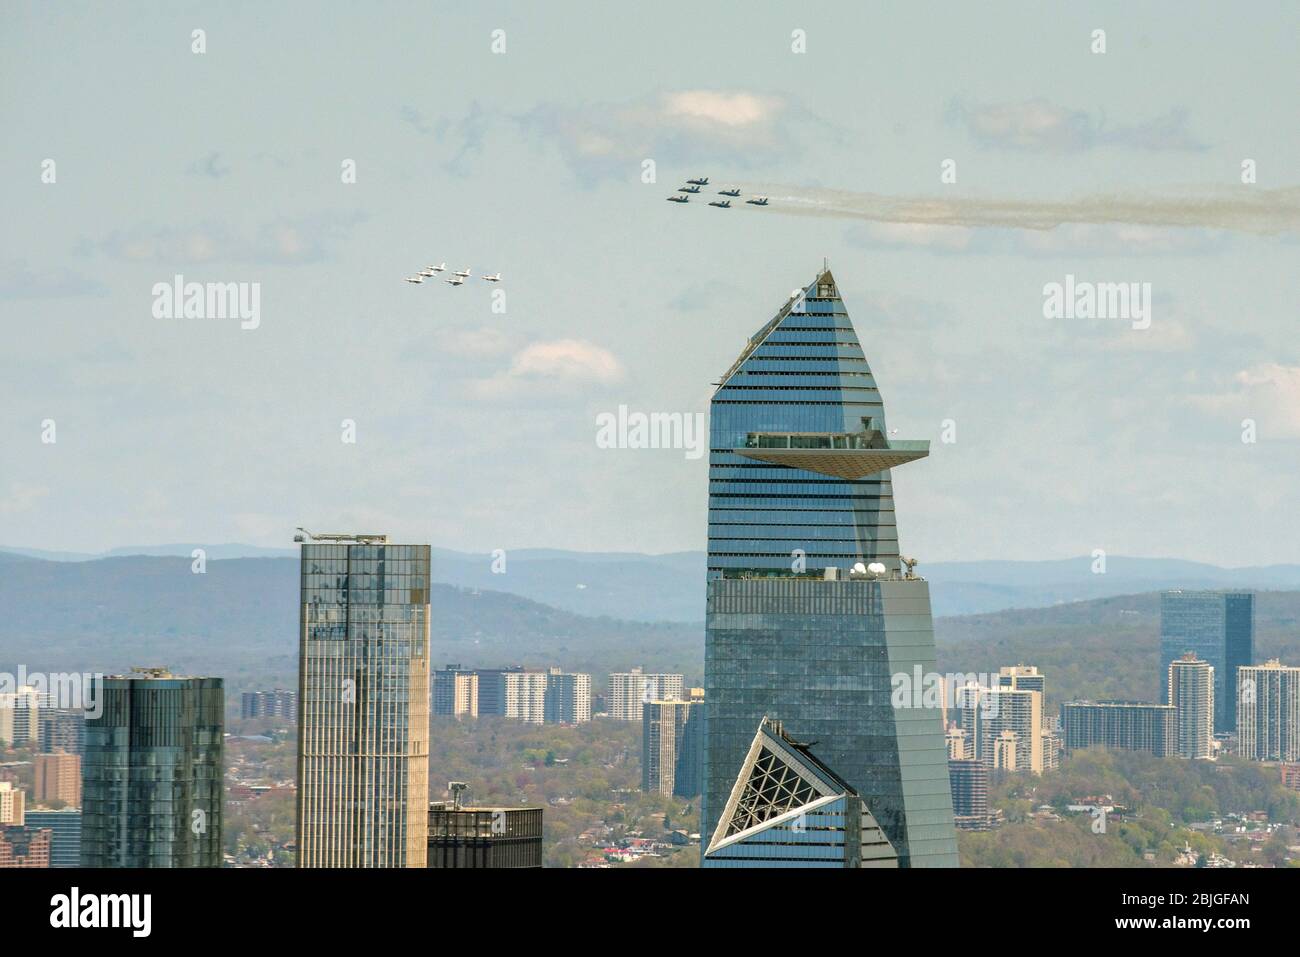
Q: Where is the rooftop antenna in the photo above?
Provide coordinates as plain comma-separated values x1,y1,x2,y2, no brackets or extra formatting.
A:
448,781,469,810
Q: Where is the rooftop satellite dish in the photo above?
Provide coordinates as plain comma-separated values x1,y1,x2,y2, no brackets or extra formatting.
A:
867,562,887,577
852,562,867,575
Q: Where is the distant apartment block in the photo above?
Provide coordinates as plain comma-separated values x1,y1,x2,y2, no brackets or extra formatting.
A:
1161,590,1254,733
1237,659,1300,762
502,670,549,725
642,698,704,797
240,689,298,720
608,668,685,721
1061,701,1174,757
0,686,41,747
39,708,85,755
946,726,970,761
1041,728,1062,771
998,664,1046,696
433,665,479,718
0,826,50,867
1169,654,1214,759
0,782,24,825
23,808,80,867
948,758,998,830
475,667,524,716
545,670,592,725
956,683,1043,773
33,751,81,807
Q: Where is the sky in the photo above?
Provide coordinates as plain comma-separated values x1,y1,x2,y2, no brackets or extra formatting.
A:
2,1,1298,566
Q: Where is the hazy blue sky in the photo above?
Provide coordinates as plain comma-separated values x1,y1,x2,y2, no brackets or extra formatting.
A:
3,2,1297,565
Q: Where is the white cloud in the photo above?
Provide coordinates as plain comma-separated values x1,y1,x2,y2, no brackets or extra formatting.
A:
1192,363,1300,437
470,339,624,399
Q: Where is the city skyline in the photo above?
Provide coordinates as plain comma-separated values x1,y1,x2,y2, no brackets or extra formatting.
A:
3,0,1300,906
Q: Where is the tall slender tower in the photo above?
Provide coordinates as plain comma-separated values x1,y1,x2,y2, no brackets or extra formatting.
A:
1169,653,1214,759
295,533,430,867
703,267,958,867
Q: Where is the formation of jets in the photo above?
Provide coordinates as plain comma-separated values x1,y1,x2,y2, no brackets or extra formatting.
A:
665,176,769,209
402,262,501,286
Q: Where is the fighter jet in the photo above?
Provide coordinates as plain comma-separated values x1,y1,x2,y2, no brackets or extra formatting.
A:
429,262,447,273
718,186,741,197
404,275,425,283
677,185,701,194
453,266,471,279
745,195,770,206
481,272,502,282
445,276,465,286
687,176,709,185
708,199,732,209
418,267,436,277
666,194,689,203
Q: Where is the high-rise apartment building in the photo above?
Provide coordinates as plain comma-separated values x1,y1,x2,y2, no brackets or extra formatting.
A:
1237,659,1300,762
0,781,24,825
296,534,430,868
39,708,85,755
475,667,523,716
432,665,479,718
33,751,81,807
702,268,958,867
240,689,298,720
948,758,993,829
0,826,50,867
502,670,549,725
642,698,704,797
607,669,685,720
955,682,1044,774
80,669,223,867
1161,590,1253,732
998,665,1045,696
1169,654,1214,759
23,809,80,867
544,670,592,725
1061,701,1174,757
0,686,40,747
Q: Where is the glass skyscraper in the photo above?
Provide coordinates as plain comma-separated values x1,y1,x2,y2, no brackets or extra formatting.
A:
703,267,958,867
296,535,430,867
1160,590,1254,732
80,669,223,867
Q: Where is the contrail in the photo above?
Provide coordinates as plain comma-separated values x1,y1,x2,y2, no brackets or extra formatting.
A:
738,183,1300,234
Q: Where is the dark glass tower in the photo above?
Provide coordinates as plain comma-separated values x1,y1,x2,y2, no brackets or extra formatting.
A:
703,267,958,867
80,670,224,867
1160,590,1254,732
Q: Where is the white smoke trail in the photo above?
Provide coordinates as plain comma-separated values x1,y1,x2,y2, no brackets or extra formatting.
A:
738,184,1300,234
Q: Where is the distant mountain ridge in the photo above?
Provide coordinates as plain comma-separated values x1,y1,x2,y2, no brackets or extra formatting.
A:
3,546,1299,620
3,551,1299,708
